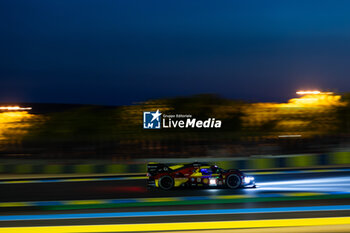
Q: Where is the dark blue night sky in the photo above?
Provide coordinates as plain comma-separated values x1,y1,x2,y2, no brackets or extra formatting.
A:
1,0,350,105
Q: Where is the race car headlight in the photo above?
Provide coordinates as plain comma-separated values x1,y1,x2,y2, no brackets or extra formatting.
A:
244,176,254,184
209,178,217,186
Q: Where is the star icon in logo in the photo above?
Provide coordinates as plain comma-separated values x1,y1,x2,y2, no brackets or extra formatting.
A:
150,109,162,122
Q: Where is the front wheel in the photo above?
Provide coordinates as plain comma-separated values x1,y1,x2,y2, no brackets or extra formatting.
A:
158,175,174,190
226,174,241,189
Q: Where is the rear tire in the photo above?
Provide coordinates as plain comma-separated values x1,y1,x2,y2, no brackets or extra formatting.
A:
226,174,241,189
158,175,174,190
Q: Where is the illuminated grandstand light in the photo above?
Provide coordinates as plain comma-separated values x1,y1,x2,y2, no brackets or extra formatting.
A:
0,106,32,111
296,90,334,95
296,90,321,95
278,135,301,138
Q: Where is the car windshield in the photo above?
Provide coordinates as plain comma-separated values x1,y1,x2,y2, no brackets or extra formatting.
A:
200,168,213,175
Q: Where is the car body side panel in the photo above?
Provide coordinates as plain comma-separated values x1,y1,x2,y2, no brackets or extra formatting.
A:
174,178,189,187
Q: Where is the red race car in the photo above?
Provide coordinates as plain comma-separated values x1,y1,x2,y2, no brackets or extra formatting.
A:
147,162,255,190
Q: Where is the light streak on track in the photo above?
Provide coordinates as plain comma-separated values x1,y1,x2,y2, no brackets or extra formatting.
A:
2,205,350,221
255,176,350,193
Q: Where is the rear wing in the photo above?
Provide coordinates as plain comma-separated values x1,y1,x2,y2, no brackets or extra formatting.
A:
147,163,172,176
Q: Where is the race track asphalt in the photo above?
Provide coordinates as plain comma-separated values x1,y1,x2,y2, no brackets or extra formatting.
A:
0,169,350,231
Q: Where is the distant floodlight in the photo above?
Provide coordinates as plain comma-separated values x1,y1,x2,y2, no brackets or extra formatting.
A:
296,90,333,95
0,106,32,111
296,91,321,95
278,135,302,138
